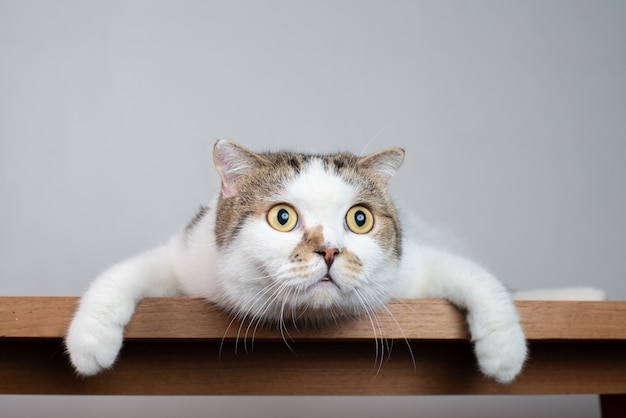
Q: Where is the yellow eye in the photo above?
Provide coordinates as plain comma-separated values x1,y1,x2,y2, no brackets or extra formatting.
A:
345,206,374,234
267,204,299,232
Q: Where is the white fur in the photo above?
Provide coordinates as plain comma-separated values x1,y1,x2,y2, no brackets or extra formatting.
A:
65,246,180,375
393,243,526,383
67,144,580,384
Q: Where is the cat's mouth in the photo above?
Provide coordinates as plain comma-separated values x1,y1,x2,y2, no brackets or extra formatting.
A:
319,274,340,289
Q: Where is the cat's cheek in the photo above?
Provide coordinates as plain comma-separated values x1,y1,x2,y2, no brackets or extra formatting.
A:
238,222,301,269
335,250,365,283
341,241,385,277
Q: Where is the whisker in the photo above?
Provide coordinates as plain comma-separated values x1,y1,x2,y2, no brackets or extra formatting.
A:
356,287,397,378
290,286,301,331
217,273,275,358
394,297,420,317
246,283,287,346
380,303,416,371
219,313,241,360
359,127,386,156
297,297,310,321
369,302,389,377
353,289,384,376
242,278,285,353
248,280,293,349
278,285,298,355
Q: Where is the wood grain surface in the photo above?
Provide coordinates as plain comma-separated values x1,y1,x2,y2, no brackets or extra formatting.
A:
1,297,625,402
2,297,626,341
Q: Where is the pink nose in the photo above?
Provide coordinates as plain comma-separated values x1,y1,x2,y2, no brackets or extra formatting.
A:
316,248,340,268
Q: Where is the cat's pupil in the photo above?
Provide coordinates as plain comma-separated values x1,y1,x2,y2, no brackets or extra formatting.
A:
278,209,290,225
355,211,366,227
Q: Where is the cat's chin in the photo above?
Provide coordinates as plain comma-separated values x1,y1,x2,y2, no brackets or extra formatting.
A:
228,288,375,328
306,275,351,306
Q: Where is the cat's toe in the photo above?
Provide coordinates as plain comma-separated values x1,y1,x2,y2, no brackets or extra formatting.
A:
474,324,527,384
65,321,123,376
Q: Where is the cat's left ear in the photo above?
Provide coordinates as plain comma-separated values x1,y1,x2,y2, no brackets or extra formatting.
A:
358,148,405,187
213,139,265,198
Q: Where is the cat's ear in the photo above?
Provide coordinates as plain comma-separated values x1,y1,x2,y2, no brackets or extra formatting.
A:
213,139,264,198
358,147,405,187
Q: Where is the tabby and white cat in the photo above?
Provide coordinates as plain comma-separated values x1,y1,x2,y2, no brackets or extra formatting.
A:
67,139,528,383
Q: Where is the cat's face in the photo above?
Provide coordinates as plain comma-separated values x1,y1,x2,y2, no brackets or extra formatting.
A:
212,140,404,325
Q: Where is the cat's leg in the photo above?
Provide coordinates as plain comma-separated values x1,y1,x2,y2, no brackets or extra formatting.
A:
65,244,181,376
400,246,527,384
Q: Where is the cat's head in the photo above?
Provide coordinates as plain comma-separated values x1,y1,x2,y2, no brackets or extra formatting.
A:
212,139,404,325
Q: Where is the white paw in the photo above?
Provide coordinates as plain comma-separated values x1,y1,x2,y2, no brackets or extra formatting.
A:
473,322,527,384
65,315,124,376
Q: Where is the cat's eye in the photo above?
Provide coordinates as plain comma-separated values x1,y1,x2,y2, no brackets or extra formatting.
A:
267,204,299,232
345,206,374,234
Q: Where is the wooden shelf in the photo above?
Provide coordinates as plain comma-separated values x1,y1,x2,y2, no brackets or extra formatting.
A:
4,297,626,341
1,297,625,416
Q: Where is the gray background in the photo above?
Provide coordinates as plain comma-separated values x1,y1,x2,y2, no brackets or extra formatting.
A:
1,1,624,417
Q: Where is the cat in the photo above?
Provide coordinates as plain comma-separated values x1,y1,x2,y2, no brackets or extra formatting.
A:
66,139,529,383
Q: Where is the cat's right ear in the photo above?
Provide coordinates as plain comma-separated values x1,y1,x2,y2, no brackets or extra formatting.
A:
213,139,264,198
358,147,405,187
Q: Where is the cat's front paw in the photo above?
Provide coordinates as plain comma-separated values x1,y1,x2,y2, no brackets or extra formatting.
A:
473,322,527,384
65,315,124,376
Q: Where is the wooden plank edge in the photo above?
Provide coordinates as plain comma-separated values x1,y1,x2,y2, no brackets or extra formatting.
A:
1,297,625,341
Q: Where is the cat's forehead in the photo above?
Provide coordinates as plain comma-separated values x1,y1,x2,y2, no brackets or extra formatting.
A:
282,158,357,210
259,149,358,174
